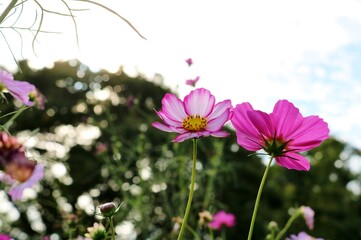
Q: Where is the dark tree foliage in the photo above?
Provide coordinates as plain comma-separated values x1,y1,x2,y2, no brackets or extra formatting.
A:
0,60,360,239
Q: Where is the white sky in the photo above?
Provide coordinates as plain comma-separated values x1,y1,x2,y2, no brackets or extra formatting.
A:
1,0,361,150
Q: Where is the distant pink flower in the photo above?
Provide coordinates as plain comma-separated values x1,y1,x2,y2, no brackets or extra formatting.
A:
230,100,329,171
127,95,135,108
152,88,232,142
286,231,324,240
0,131,44,201
185,76,200,87
0,70,35,106
185,58,193,66
95,143,108,155
300,206,315,230
0,234,12,240
208,211,236,230
7,163,44,201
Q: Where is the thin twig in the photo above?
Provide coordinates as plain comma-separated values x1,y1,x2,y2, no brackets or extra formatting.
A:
32,0,45,56
0,0,18,24
0,31,21,70
60,0,80,48
75,0,147,40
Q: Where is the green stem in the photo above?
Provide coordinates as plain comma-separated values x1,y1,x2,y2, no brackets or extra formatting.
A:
185,225,200,240
274,210,301,240
247,157,273,240
109,217,115,240
209,227,214,240
177,139,198,240
0,0,18,24
1,106,29,131
221,228,226,240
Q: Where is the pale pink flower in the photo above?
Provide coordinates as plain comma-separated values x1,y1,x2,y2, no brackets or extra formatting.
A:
0,70,35,106
152,88,232,142
185,58,193,66
1,158,44,201
0,132,44,201
300,206,315,230
208,211,236,230
7,163,44,201
230,100,329,171
286,231,324,240
185,76,200,87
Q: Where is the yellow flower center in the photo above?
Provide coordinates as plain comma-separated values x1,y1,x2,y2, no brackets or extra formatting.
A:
182,114,207,131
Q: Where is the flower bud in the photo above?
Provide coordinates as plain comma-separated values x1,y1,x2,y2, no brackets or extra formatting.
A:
99,202,116,216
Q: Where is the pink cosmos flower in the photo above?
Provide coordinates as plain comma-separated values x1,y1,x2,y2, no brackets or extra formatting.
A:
7,164,44,201
208,211,236,230
185,58,193,66
230,100,329,171
286,231,324,240
1,160,44,201
0,234,12,240
95,142,108,155
0,132,44,201
300,206,315,230
152,88,232,142
0,70,36,106
185,76,200,87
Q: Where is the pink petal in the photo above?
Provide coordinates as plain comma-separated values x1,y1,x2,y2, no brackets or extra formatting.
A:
209,211,236,230
270,100,304,138
156,110,183,128
231,103,264,151
7,81,35,106
172,131,209,142
161,93,187,122
301,206,315,230
275,152,310,171
247,110,274,139
152,122,183,133
210,131,230,138
288,116,329,151
183,88,215,117
206,101,231,131
0,70,36,106
207,99,232,121
0,234,11,240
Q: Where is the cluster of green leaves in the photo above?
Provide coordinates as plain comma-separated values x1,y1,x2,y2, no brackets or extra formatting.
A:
0,60,360,239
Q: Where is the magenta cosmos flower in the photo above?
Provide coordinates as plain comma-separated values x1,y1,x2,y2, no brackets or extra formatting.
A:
230,100,329,171
0,234,12,240
185,58,193,66
185,76,200,87
208,211,236,230
0,70,35,106
152,88,232,142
